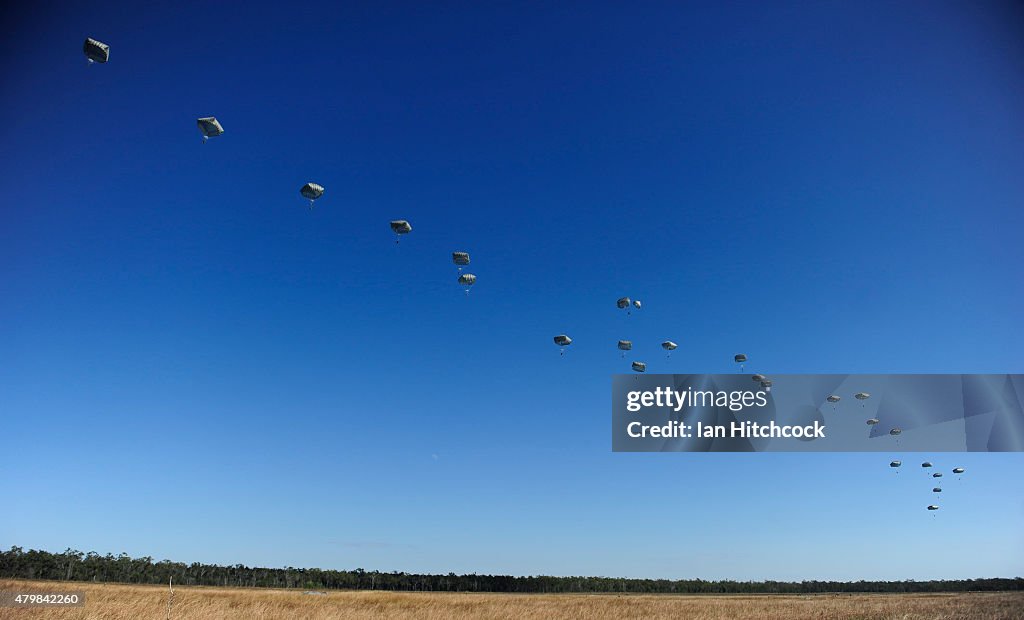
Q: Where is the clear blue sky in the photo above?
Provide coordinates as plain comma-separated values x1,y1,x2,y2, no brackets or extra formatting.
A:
2,1,1023,581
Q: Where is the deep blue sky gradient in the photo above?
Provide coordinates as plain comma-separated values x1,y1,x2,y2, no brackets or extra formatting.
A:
2,1,1023,580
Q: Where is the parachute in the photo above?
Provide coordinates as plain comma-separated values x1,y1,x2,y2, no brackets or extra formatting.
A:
458,273,476,295
616,297,631,309
927,505,939,511
631,361,646,373
933,472,943,478
553,334,572,356
84,38,109,63
661,341,678,357
890,460,901,468
452,252,470,271
300,183,324,208
921,462,932,468
390,220,412,244
617,340,632,358
734,354,747,372
752,374,766,383
952,467,965,474
932,487,942,493
632,299,642,310
197,117,224,141
760,379,772,391
826,395,841,403
889,428,902,436
855,392,870,402
866,418,879,425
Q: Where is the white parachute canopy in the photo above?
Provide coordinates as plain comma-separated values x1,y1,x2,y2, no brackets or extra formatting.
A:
300,183,324,208
84,38,109,63
197,117,225,140
632,299,642,310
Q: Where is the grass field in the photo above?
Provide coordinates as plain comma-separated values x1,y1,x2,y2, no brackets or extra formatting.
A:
1,579,1022,619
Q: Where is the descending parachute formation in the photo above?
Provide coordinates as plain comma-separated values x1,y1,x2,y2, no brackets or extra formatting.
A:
84,38,109,63
197,117,224,141
300,183,324,208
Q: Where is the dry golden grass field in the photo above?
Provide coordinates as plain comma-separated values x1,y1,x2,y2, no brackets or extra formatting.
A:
1,579,1022,619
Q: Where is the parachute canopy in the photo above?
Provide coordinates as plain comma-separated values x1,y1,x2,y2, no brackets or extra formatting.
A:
760,380,773,388
458,273,476,286
922,462,933,468
734,354,747,363
827,395,841,403
890,428,902,436
932,487,942,493
300,183,324,201
390,220,412,235
752,374,766,382
617,340,632,351
84,38,109,63
933,472,943,478
662,341,678,351
452,252,470,266
197,117,224,138
553,334,572,347
632,299,642,310
616,297,631,309
927,505,939,511
855,392,870,400
952,467,965,474
631,361,646,373
866,418,880,425
890,460,901,467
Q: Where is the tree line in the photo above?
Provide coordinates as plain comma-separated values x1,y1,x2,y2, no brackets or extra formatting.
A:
2,547,1021,594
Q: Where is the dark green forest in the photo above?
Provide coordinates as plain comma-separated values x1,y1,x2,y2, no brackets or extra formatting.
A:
2,547,1021,594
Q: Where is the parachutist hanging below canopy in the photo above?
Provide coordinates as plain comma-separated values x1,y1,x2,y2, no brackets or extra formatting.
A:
197,117,224,141
734,354,747,372
617,340,632,357
662,341,678,357
458,273,476,295
300,183,324,208
452,252,470,271
84,38,109,63
855,392,870,403
390,220,412,244
553,334,572,356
